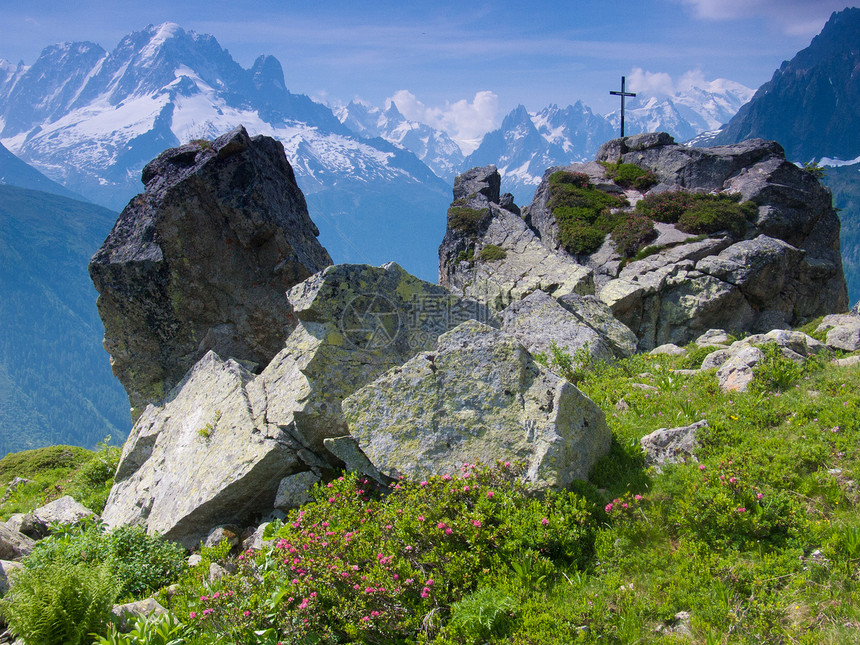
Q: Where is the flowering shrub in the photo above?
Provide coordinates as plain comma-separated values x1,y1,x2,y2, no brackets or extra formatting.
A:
610,214,657,257
173,463,595,643
667,461,803,549
635,191,695,223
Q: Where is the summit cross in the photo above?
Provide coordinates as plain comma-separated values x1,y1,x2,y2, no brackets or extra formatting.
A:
610,76,636,138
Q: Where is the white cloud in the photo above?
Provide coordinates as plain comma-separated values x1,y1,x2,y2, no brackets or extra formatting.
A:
625,67,753,98
387,90,499,153
679,0,853,36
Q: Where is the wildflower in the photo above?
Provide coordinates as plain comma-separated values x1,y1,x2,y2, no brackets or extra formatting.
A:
473,520,482,527
541,518,549,526
421,588,430,598
189,612,197,619
605,503,613,512
420,481,429,487
426,578,434,586
243,610,251,617
699,464,706,471
487,491,495,499
417,515,424,522
757,492,763,499
634,494,642,501
737,507,746,513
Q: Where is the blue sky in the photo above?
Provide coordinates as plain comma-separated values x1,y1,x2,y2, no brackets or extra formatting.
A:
1,0,855,143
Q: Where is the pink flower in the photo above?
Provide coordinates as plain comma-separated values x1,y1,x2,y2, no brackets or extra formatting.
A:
757,492,763,499
541,518,549,526
729,477,737,484
189,612,197,619
473,520,482,527
371,610,380,617
737,507,746,513
504,461,511,468
605,503,613,512
426,578,434,586
634,494,642,501
417,515,424,522
698,464,706,471
445,527,453,534
487,491,495,499
420,481,428,487
437,522,446,529
243,610,251,617
421,589,430,598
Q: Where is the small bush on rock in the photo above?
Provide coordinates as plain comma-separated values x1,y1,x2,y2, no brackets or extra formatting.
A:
677,194,756,235
478,244,507,262
601,162,658,191
448,207,489,235
610,214,658,257
635,191,696,223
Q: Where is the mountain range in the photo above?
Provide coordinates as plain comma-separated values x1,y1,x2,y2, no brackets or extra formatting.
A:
705,8,860,304
0,22,753,278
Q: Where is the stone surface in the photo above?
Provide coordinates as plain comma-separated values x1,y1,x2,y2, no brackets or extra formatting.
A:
695,329,730,346
102,262,493,547
701,349,731,371
853,301,860,316
243,523,272,551
640,420,707,470
90,125,332,419
717,346,764,392
500,290,636,362
274,471,320,510
0,524,34,561
112,598,168,632
439,166,593,310
4,513,47,540
0,560,22,595
344,321,611,489
205,525,241,549
816,313,860,351
649,343,687,356
835,355,860,367
32,495,94,528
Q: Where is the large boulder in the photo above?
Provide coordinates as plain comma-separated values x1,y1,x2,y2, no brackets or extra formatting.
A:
102,263,493,547
90,126,332,420
0,524,34,561
343,320,611,489
439,166,593,310
816,313,860,352
32,496,94,528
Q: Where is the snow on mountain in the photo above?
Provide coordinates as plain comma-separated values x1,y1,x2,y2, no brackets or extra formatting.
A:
336,99,465,182
0,23,449,280
606,79,754,142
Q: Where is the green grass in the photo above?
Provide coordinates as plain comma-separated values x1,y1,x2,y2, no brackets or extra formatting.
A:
447,207,489,235
478,244,507,262
0,441,120,518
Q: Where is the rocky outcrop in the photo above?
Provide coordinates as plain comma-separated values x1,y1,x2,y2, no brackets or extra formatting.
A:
439,166,593,310
32,495,95,527
501,134,847,349
102,263,494,547
343,321,610,489
90,126,332,420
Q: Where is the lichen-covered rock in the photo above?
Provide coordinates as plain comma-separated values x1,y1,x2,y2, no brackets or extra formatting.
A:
274,471,320,510
649,344,687,356
343,321,610,489
695,329,730,347
0,560,22,594
439,166,593,310
500,290,636,361
103,263,493,546
816,313,860,352
90,125,332,419
640,420,707,470
4,513,47,540
112,598,168,632
717,345,765,392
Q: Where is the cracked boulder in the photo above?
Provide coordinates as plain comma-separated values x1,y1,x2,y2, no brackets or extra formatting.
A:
343,320,610,489
816,312,860,352
90,126,332,420
102,263,493,546
438,165,593,310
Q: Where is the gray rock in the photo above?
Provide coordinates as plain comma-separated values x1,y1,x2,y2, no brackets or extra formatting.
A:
187,554,203,567
820,316,860,352
852,301,860,316
323,437,391,486
102,263,493,547
4,513,47,540
695,329,730,346
0,524,34,561
90,126,333,420
500,290,634,363
701,349,731,371
273,471,320,511
32,495,94,528
112,598,168,632
204,525,241,549
344,321,611,489
0,560,22,594
835,355,860,367
209,562,229,582
649,343,687,356
242,523,272,552
640,420,707,470
717,345,764,392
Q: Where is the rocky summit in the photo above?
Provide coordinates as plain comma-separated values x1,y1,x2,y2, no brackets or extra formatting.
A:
89,126,332,420
443,134,848,350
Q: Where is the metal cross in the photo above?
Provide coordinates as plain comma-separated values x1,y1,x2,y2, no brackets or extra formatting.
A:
610,76,636,138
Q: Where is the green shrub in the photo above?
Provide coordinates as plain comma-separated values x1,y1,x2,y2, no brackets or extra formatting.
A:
93,613,191,645
456,246,475,265
448,207,489,235
548,170,590,188
750,343,806,393
635,191,696,223
676,194,756,235
25,519,186,601
0,445,93,483
610,214,657,257
478,244,507,262
601,162,658,191
443,585,517,643
558,223,606,255
0,560,118,644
